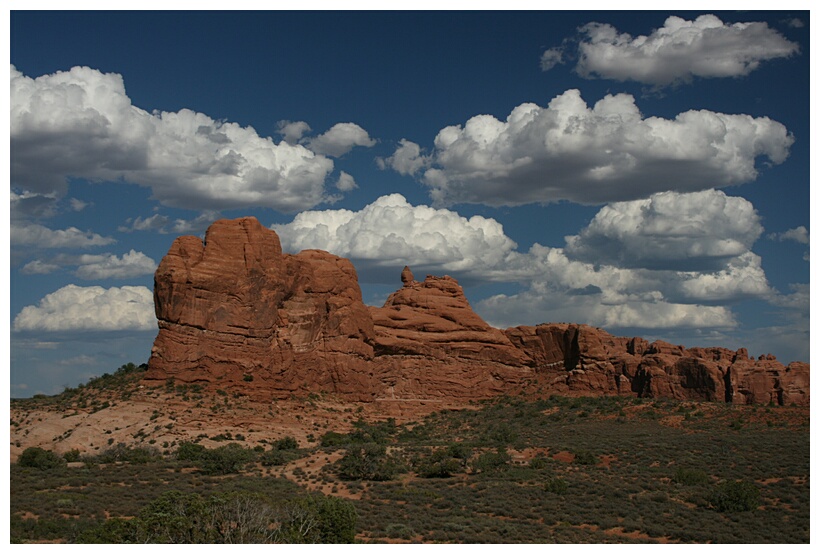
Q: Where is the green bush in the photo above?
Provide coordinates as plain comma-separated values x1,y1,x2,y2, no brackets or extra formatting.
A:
673,467,710,486
176,441,207,462
708,480,761,512
337,443,402,481
281,494,358,543
544,477,568,495
572,449,597,465
96,443,160,464
62,449,81,463
470,447,510,473
200,443,257,475
415,449,464,478
18,447,66,470
274,436,298,450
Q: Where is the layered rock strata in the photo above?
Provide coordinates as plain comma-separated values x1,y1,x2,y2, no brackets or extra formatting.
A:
145,217,809,405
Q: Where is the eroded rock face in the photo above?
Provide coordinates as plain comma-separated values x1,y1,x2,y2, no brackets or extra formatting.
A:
506,324,810,404
145,217,377,401
145,217,809,405
369,274,533,400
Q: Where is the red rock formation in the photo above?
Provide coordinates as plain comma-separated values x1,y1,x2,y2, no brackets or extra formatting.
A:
145,217,377,401
369,274,533,400
506,324,809,404
145,217,809,406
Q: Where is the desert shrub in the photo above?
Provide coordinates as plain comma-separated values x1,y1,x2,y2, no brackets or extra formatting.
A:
337,443,402,481
348,418,399,445
96,443,160,464
708,480,761,512
572,449,597,465
273,436,298,450
200,443,257,475
470,447,510,473
544,477,568,495
259,448,301,467
320,431,348,447
279,494,358,543
63,449,81,463
415,449,464,478
176,441,207,462
76,517,142,543
673,467,710,486
528,455,550,470
18,447,66,470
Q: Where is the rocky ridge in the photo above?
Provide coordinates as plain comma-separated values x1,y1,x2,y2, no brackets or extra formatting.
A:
144,217,809,406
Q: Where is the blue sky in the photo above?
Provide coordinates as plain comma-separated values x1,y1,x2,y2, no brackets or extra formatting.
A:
8,8,811,397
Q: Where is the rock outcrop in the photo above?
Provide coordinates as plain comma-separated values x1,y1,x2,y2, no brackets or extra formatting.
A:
146,217,377,401
369,274,533,400
505,324,810,404
145,217,809,406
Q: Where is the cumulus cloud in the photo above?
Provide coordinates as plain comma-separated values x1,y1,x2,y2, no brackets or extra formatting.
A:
477,286,737,331
273,193,518,274
564,189,763,271
386,89,792,207
10,65,341,212
570,14,799,86
333,171,357,192
376,139,431,176
539,47,565,71
11,190,61,220
11,222,116,248
273,191,774,332
13,284,157,332
769,225,809,244
305,122,376,157
276,120,312,144
74,250,157,280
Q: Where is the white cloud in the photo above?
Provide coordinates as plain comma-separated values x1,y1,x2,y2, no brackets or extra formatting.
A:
305,122,376,157
69,198,88,211
11,222,115,248
335,171,358,192
539,47,565,71
10,65,338,212
276,120,312,144
564,189,763,270
477,283,737,331
20,260,60,275
13,284,157,332
376,139,431,176
672,252,772,303
74,250,158,280
11,190,60,219
273,191,775,332
572,14,799,86
389,89,792,207
118,211,220,235
273,193,518,274
769,225,809,244
119,213,171,233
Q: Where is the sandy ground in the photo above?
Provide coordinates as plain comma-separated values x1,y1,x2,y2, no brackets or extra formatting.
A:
9,385,462,463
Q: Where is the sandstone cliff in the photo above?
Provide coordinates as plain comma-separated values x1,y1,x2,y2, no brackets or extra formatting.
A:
145,217,809,406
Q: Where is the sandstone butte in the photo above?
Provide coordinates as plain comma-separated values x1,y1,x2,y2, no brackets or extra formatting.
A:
144,217,810,406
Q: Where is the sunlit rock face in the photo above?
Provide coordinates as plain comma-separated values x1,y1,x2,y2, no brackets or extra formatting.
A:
145,217,809,406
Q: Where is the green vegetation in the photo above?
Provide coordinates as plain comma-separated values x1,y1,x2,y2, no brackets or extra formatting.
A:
10,392,809,543
18,447,66,470
708,480,761,513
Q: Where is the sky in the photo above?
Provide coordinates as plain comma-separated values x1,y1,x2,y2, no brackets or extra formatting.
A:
7,6,813,397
